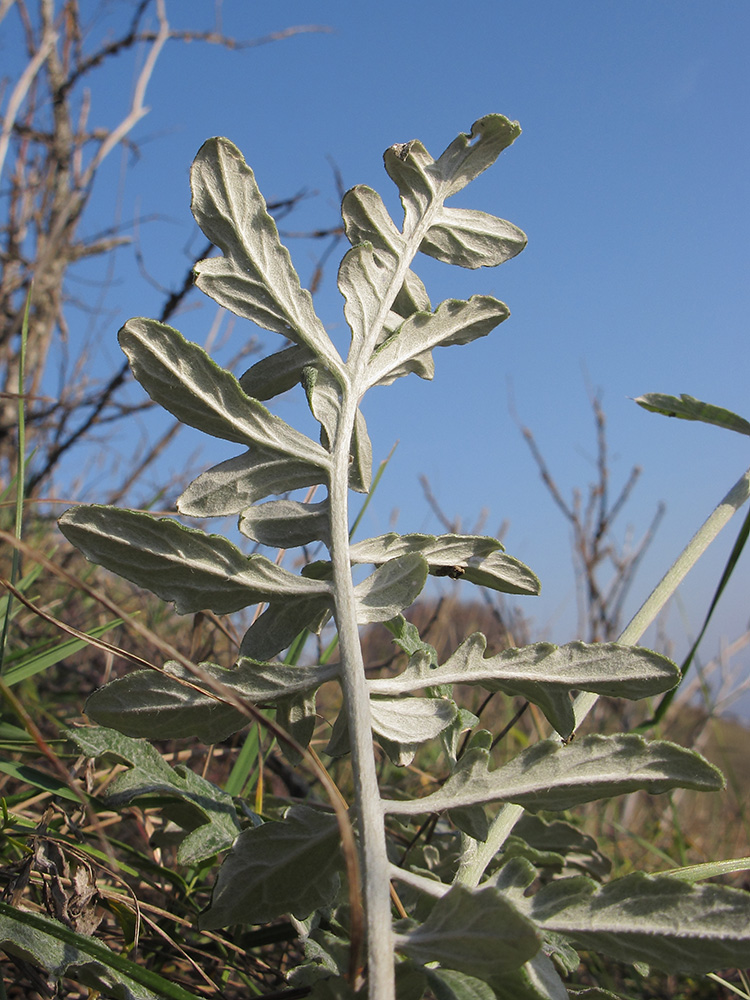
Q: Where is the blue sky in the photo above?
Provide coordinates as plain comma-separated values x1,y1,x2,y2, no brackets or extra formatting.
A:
4,2,750,702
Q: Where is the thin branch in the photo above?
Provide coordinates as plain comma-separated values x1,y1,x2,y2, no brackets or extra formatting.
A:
0,14,56,180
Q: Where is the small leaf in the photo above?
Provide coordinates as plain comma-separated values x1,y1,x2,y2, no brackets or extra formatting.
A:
383,734,724,815
530,871,750,974
352,553,428,624
58,506,330,615
383,614,438,666
636,393,750,437
370,696,458,766
239,499,330,547
178,448,328,516
448,804,489,843
423,967,497,1000
367,296,509,388
199,806,343,927
342,184,403,255
277,690,319,762
396,883,539,976
421,207,527,269
238,596,332,661
191,137,341,370
303,362,342,448
119,318,330,468
239,344,315,400
349,406,373,494
338,242,398,349
384,115,522,233
302,363,371,494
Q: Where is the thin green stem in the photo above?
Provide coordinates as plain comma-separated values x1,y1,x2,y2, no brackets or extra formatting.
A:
0,288,31,675
573,463,750,729
455,463,750,891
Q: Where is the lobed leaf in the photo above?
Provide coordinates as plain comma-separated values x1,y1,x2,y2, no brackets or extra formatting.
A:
68,726,239,864
372,636,678,739
384,114,521,234
366,295,510,389
350,532,540,596
383,734,723,815
200,805,343,927
191,137,341,369
120,318,329,468
58,506,330,615
529,871,750,974
635,393,750,437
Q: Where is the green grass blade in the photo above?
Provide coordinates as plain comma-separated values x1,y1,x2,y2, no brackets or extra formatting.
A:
0,760,81,802
224,722,264,797
0,900,202,1000
661,857,750,883
0,287,31,675
637,501,750,731
2,618,123,687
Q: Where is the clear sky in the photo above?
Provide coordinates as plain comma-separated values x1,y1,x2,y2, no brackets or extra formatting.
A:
4,2,750,708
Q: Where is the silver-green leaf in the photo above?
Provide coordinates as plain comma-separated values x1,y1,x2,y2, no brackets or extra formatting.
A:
58,506,330,615
529,872,750,974
370,696,458,766
191,137,341,370
367,296,510,388
383,734,724,815
239,499,330,548
635,393,750,437
178,448,328,517
350,533,540,596
420,207,527,270
352,553,429,624
372,636,678,740
68,726,239,865
119,318,330,468
384,115,521,233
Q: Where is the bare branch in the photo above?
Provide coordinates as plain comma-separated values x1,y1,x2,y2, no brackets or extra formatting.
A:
0,12,55,179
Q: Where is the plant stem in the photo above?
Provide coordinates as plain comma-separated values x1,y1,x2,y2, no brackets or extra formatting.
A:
329,386,395,999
